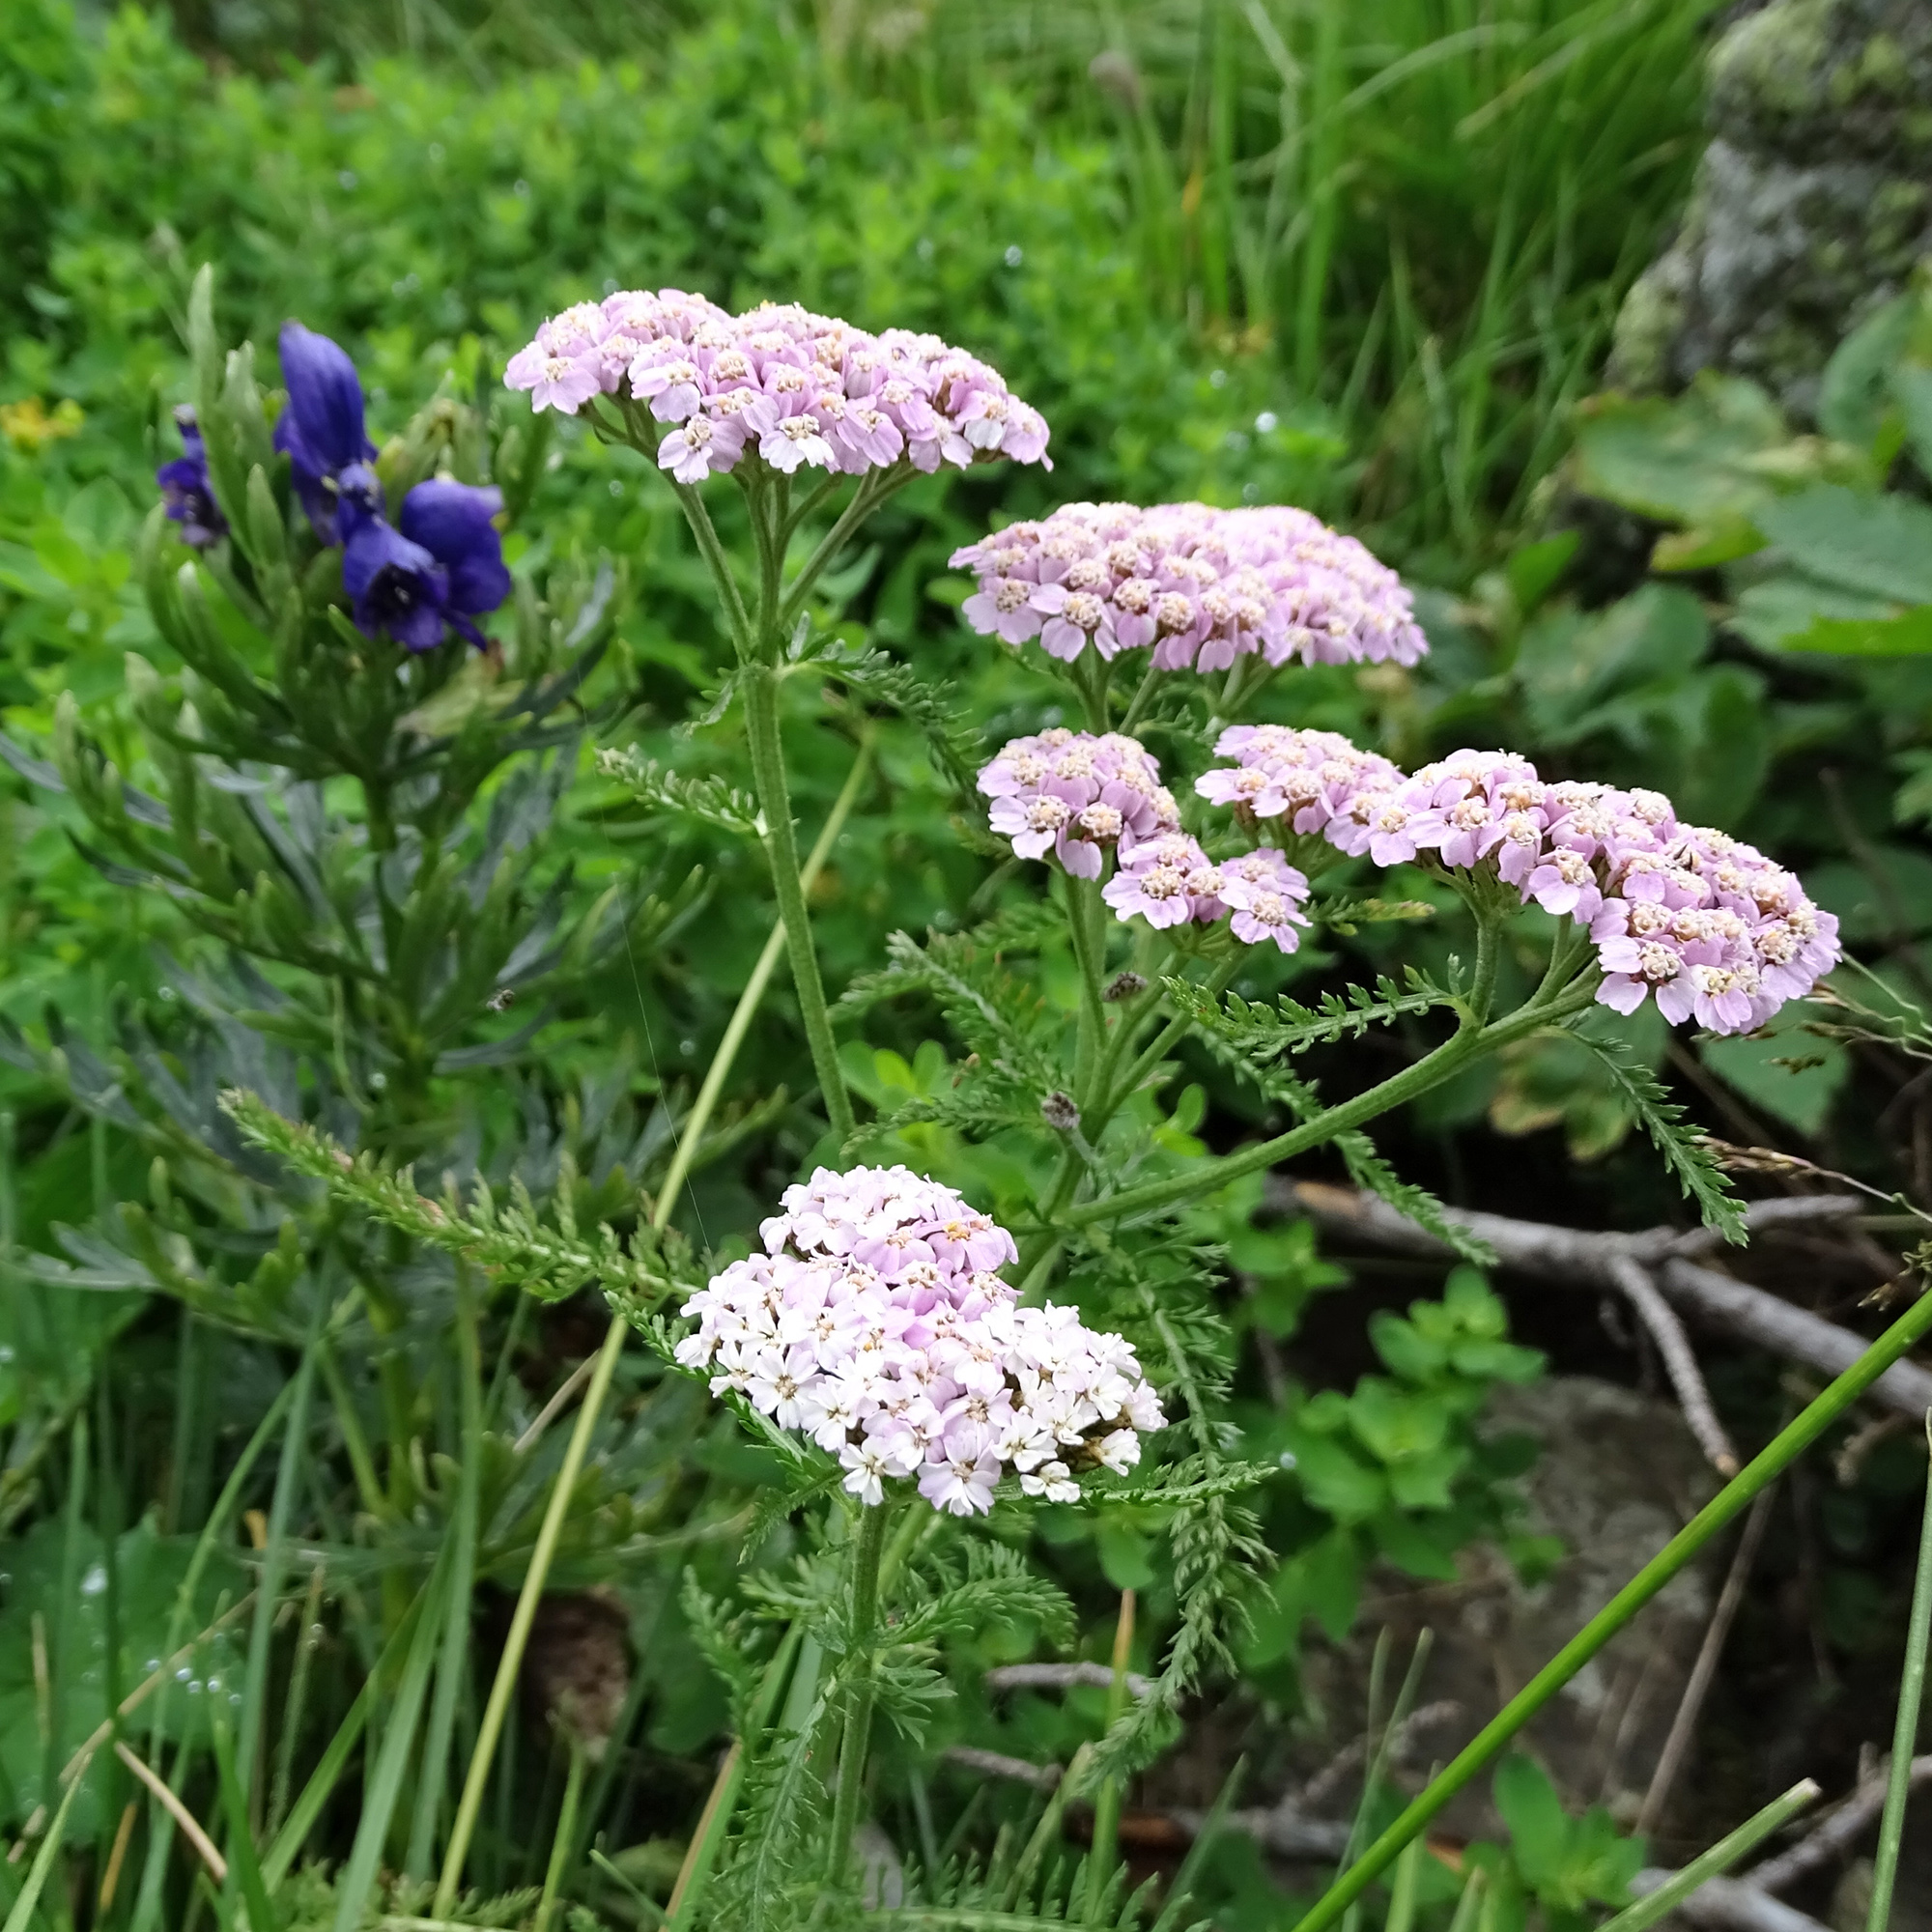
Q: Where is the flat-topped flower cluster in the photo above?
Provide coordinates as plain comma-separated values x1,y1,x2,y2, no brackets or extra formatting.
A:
505,289,1050,485
978,730,1312,953
675,1166,1165,1516
951,500,1428,673
1201,727,1841,1033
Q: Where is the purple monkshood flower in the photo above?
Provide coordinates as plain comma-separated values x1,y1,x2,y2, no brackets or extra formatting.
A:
341,480,510,653
273,322,379,543
156,407,227,551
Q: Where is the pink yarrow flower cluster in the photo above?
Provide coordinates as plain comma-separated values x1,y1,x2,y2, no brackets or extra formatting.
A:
977,729,1179,877
977,731,1312,952
504,290,1050,485
675,1166,1165,1517
951,500,1427,673
1196,735,1840,1033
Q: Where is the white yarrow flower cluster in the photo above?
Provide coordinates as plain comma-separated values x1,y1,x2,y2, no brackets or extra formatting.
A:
674,1166,1166,1516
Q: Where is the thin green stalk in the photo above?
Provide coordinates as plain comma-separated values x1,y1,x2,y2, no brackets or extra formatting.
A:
668,480,753,657
1601,1780,1820,1932
829,1500,892,1884
667,730,872,1192
1084,1589,1136,1922
406,1261,483,1879
1116,659,1164,733
1096,952,1243,1122
536,1745,587,1932
1063,873,1110,1105
741,661,855,1141
1866,1414,1932,1932
434,773,864,1911
1290,1287,1932,1932
432,1318,623,1918
664,1624,806,1932
777,469,907,635
238,1343,317,1797
3,1747,92,1932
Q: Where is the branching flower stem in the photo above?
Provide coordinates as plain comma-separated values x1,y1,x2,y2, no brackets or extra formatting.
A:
430,749,874,1916
1057,974,1602,1235
829,1496,894,1884
1293,1285,1932,1932
1063,874,1111,1103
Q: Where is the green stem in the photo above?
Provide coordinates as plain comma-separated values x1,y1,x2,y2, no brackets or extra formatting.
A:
742,662,856,1142
829,1499,892,1884
660,731,873,1208
433,1314,625,1918
1116,658,1164,734
777,469,906,636
1058,980,1599,1234
1064,873,1110,1104
535,1745,586,1932
1097,951,1244,1122
1464,911,1503,1026
1291,1288,1932,1932
433,762,867,1909
1085,1589,1136,1921
1866,1413,1932,1932
669,480,754,657
1605,1780,1820,1932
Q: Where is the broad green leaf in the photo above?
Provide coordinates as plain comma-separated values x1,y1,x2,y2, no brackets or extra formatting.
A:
1818,291,1921,453
1493,1753,1573,1883
1895,364,1932,479
1729,571,1896,652
1572,376,1792,524
1285,1432,1387,1524
1781,605,1932,656
1806,845,1932,943
1752,486,1932,606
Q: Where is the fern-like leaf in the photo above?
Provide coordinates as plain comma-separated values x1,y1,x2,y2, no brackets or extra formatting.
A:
1578,1032,1747,1244
593,747,760,837
1167,969,1450,1058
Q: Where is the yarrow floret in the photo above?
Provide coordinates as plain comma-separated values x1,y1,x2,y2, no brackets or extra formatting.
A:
950,500,1427,673
1196,734,1840,1033
977,728,1179,878
979,730,1313,952
504,289,1051,484
674,1166,1165,1516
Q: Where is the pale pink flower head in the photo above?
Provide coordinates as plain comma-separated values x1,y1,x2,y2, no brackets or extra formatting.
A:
1102,832,1225,930
506,293,1049,485
978,730,1168,877
1218,847,1313,953
678,1164,1164,1515
952,501,1427,673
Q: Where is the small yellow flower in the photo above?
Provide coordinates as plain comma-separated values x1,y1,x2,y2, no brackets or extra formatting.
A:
0,397,84,453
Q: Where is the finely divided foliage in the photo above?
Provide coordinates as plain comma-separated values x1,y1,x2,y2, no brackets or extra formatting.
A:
20,259,1894,1932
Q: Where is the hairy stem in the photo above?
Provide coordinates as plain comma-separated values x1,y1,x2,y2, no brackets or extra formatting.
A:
742,662,856,1142
829,1499,892,1884
1293,1286,1932,1932
1116,659,1164,734
777,469,907,635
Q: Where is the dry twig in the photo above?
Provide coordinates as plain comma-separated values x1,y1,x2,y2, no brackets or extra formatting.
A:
1631,1869,1830,1932
1747,1752,1932,1893
1277,1183,1932,1422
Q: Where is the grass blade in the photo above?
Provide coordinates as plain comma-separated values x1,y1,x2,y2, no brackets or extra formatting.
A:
1866,1414,1932,1932
211,1710,279,1932
1602,1778,1822,1932
2,1747,93,1932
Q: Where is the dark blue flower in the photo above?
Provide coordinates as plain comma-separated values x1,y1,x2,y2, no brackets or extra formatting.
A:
341,480,508,653
343,517,450,653
156,407,227,550
272,322,378,543
400,480,512,645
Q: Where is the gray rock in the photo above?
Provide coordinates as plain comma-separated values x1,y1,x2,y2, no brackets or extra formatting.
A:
1291,1377,1722,1841
1608,0,1932,423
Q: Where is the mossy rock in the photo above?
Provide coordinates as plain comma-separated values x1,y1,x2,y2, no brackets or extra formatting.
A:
1610,0,1932,421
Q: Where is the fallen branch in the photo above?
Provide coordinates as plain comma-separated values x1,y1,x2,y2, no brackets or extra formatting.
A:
1747,1753,1932,1893
982,1662,1156,1700
938,1746,1062,1792
1607,1253,1739,1476
1278,1183,1932,1422
1631,1869,1830,1932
